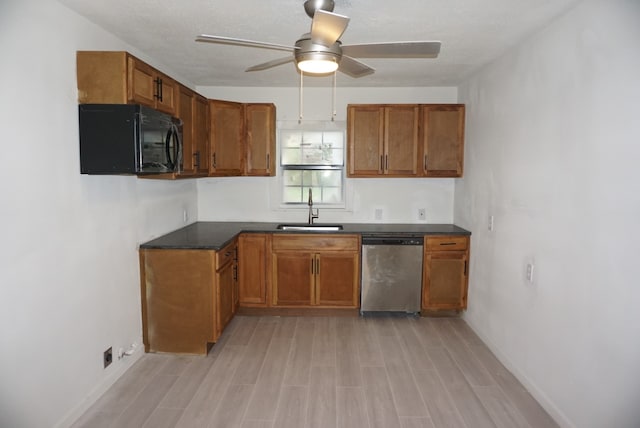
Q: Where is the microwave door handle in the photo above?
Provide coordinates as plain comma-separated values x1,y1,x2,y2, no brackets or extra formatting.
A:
165,127,174,171
174,125,182,172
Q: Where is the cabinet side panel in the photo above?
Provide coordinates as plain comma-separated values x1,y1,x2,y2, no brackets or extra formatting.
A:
141,249,214,354
76,51,127,104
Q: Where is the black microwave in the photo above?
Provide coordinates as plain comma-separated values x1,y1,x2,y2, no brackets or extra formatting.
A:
79,104,182,175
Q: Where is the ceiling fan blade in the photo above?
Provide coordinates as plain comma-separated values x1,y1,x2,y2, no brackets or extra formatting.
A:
339,56,375,78
342,41,441,58
245,56,294,72
196,34,297,52
310,9,350,47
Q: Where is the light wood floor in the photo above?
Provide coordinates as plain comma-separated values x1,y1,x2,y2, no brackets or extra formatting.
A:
72,315,558,428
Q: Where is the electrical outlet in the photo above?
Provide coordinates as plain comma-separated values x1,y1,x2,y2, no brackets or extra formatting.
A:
418,208,426,221
526,263,535,283
374,208,383,221
103,347,113,368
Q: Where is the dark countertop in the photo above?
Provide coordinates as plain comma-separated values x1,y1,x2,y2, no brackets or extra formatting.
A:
140,222,471,250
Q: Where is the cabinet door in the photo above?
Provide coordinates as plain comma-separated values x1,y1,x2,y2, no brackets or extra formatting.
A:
384,105,419,176
347,105,384,176
245,104,275,176
315,252,359,307
140,249,214,355
154,73,177,115
194,95,210,174
272,251,314,306
423,235,469,311
127,56,156,106
238,234,268,306
421,105,465,177
217,260,235,337
209,100,243,176
178,86,195,175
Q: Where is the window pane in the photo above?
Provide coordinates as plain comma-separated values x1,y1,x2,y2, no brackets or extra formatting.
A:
281,147,301,165
280,130,344,166
282,169,342,204
283,186,303,203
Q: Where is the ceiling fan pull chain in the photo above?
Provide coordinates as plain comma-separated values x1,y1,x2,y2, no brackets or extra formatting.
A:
331,71,337,122
299,71,304,124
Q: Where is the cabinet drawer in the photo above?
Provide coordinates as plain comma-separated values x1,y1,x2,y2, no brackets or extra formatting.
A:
425,236,469,251
216,240,237,269
272,234,360,252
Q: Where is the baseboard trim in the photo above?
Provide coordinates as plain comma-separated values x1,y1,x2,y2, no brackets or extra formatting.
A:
54,350,144,428
462,314,575,428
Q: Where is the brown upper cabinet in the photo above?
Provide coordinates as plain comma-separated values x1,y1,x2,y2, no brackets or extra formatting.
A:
178,86,210,177
209,100,244,176
347,104,420,177
209,100,276,177
421,105,465,177
77,51,177,115
347,103,465,178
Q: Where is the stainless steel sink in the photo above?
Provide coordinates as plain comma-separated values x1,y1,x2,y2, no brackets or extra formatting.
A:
276,224,343,231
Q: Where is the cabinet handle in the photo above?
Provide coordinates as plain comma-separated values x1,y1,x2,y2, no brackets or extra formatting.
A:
194,152,200,168
424,155,428,171
380,155,384,172
385,154,389,170
212,153,217,168
154,77,163,102
266,153,270,168
316,258,320,274
464,260,468,276
311,258,314,274
440,242,456,246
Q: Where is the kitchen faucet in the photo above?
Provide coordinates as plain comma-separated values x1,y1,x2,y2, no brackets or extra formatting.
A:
308,188,319,224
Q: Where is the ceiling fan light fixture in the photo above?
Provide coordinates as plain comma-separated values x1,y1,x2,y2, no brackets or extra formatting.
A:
297,57,339,74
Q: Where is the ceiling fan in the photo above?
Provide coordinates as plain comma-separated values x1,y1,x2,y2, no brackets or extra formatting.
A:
195,0,441,78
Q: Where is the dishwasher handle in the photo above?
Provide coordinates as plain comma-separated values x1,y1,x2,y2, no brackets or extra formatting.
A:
361,237,424,246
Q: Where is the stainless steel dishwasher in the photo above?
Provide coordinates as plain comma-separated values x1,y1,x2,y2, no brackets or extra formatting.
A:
360,235,424,314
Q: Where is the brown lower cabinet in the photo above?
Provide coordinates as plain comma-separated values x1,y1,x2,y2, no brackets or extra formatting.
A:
422,235,470,311
139,238,237,355
270,234,360,308
237,233,270,307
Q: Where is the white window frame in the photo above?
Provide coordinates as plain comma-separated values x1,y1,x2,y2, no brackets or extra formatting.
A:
276,120,348,210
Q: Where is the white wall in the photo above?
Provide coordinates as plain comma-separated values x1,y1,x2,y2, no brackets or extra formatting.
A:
455,0,640,427
196,86,459,223
0,1,197,427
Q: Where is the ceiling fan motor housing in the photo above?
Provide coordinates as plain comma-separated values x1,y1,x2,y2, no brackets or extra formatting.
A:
304,0,335,18
295,35,342,68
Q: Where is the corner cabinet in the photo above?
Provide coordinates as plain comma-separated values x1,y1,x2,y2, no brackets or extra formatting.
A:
139,239,238,355
422,235,470,312
209,101,276,177
347,103,465,178
271,234,360,308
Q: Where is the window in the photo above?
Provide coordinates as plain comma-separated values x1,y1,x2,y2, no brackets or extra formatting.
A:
280,128,345,205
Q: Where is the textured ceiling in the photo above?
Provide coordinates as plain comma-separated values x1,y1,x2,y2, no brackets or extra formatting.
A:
58,0,582,87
